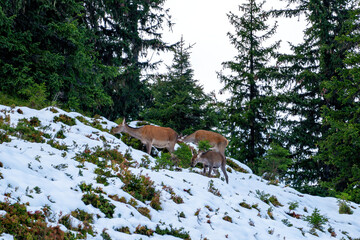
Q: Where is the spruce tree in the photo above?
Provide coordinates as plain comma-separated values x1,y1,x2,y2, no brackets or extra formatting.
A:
0,0,115,111
319,5,360,202
273,0,357,193
82,0,172,120
142,37,213,134
218,0,280,171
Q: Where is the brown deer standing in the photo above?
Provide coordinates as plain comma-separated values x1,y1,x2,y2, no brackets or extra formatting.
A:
182,130,228,157
191,150,229,184
112,119,178,155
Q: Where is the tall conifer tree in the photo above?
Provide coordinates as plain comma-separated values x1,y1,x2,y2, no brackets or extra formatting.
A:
142,37,213,133
319,5,360,202
273,0,357,192
82,0,172,119
0,0,115,111
218,0,280,171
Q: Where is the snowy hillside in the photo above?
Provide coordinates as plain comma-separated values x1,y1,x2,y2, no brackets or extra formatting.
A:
0,105,359,240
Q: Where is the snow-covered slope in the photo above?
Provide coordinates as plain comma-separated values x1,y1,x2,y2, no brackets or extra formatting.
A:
0,105,359,240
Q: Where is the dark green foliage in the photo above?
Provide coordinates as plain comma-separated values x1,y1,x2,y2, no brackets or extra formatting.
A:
82,0,172,120
0,131,11,143
71,209,94,224
82,193,115,218
155,225,191,239
173,143,192,168
74,147,126,167
0,0,114,112
47,139,68,151
226,159,248,173
0,118,45,143
101,229,112,240
218,0,280,171
255,190,283,207
316,5,360,203
0,200,75,239
273,0,359,196
117,168,162,210
141,37,216,133
54,115,76,126
338,200,353,215
120,133,145,152
198,140,212,152
155,152,175,170
55,129,66,139
259,143,291,181
303,208,328,231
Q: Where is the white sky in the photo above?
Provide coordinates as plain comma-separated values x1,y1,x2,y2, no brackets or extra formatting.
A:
156,0,307,101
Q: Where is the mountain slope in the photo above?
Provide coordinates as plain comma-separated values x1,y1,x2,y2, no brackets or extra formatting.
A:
0,105,359,240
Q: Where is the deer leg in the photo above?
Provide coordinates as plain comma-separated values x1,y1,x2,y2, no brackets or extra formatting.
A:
146,142,152,155
208,165,213,177
221,162,229,184
202,165,207,174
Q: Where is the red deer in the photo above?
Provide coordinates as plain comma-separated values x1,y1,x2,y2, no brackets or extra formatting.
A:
191,150,229,184
112,119,178,155
182,130,228,156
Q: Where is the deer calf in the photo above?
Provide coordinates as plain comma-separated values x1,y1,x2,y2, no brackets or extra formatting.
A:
191,150,229,184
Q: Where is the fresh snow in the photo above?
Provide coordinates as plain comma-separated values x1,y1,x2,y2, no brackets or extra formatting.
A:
0,105,359,240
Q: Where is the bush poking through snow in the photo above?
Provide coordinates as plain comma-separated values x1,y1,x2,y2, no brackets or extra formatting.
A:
226,159,249,173
174,143,192,168
134,225,154,236
0,200,74,239
155,225,191,239
338,200,353,215
303,208,328,231
53,114,76,126
208,180,221,197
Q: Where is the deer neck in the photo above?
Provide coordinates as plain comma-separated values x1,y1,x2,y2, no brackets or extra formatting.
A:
123,124,144,140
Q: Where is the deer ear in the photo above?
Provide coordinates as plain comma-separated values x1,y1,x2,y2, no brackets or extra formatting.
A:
122,118,125,124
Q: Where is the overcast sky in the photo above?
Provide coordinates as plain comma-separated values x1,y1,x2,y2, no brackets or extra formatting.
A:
155,0,307,101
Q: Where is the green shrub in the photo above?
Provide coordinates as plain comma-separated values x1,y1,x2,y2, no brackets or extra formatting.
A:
223,215,233,223
303,208,328,231
282,219,293,227
258,143,291,180
226,159,249,173
74,147,126,168
137,207,151,219
208,180,221,197
71,209,94,224
338,200,353,214
118,169,162,210
120,133,144,151
288,201,299,211
240,202,252,209
55,129,66,139
47,139,68,151
15,119,45,143
0,200,75,239
0,131,11,143
198,140,212,151
155,225,191,239
53,114,76,126
155,152,175,170
255,190,270,204
269,195,283,207
82,193,115,218
134,225,154,236
174,143,192,168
